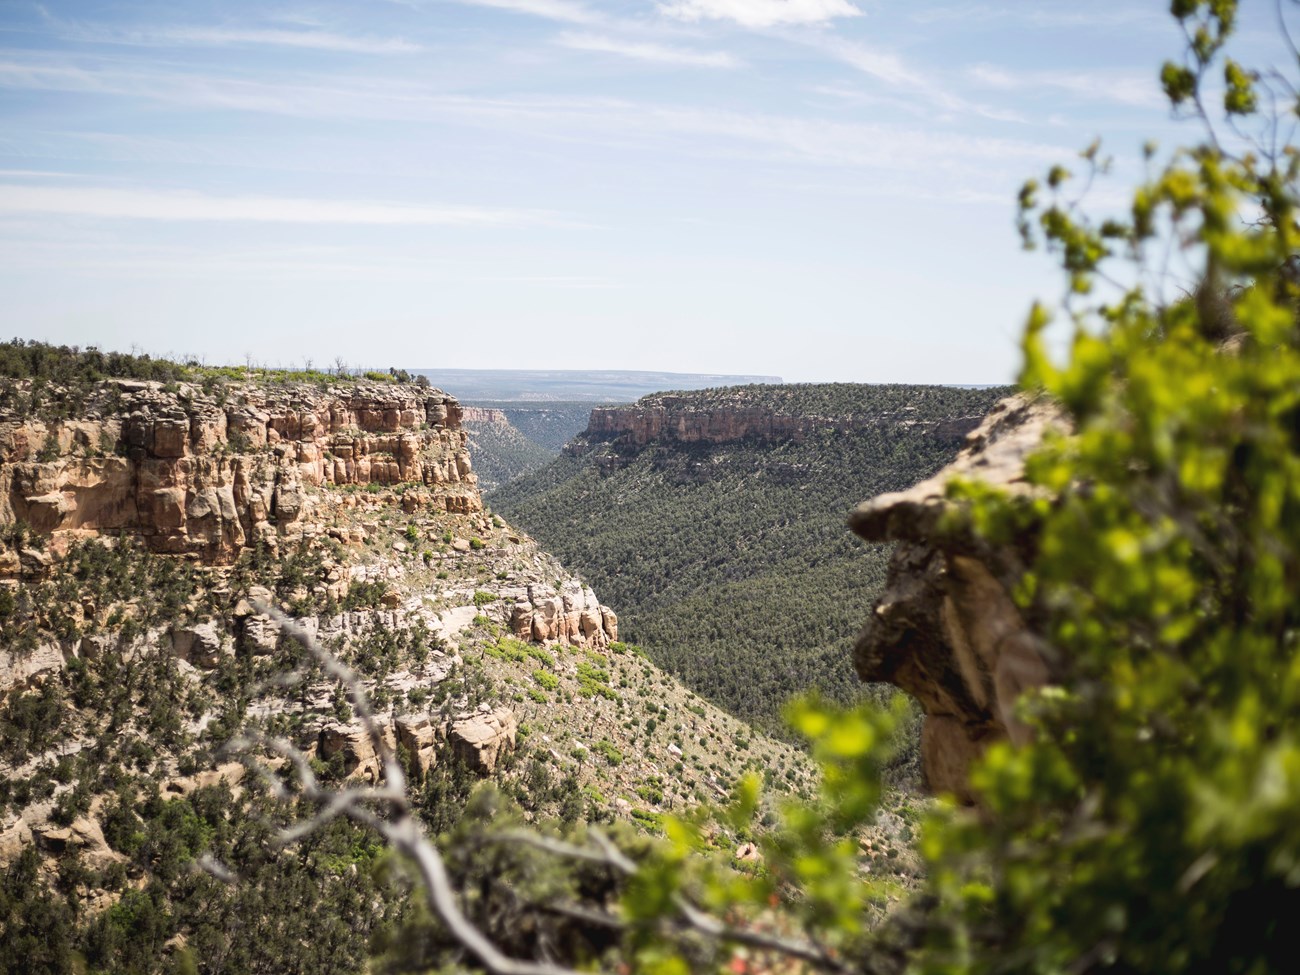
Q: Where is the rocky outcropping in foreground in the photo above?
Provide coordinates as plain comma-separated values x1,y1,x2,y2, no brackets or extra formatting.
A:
849,394,1066,802
0,377,480,563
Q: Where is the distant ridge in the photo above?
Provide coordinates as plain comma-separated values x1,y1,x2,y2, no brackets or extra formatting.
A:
411,368,783,402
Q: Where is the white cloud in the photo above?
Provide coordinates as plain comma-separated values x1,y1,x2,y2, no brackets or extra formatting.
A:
658,0,861,28
441,0,598,24
38,8,423,55
0,185,555,226
912,4,1162,30
814,36,931,92
0,54,1066,188
799,36,1028,122
968,63,1163,108
557,32,741,68
141,27,422,54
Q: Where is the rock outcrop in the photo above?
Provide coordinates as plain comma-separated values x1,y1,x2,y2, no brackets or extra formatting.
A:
506,581,618,648
0,378,480,564
395,712,441,774
850,393,1066,802
316,706,518,780
460,406,508,425
450,707,518,774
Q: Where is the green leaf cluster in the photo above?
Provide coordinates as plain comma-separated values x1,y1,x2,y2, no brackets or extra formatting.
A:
911,4,1300,970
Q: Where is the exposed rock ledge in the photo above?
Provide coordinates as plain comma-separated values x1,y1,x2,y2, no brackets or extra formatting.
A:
506,581,618,648
577,399,983,451
0,378,480,564
849,394,1067,802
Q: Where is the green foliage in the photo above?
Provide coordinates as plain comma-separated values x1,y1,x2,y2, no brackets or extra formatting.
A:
341,579,388,611
592,738,623,765
576,661,619,700
531,669,560,691
904,5,1300,971
0,338,186,385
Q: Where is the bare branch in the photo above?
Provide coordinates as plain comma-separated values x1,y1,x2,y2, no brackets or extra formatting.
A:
240,602,866,975
480,829,856,974
244,603,584,975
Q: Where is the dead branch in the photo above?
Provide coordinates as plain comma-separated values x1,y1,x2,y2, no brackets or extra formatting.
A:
230,602,865,975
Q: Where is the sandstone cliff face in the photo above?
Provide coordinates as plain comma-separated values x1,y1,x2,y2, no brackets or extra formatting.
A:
850,394,1066,802
0,378,480,564
578,397,984,451
460,406,508,425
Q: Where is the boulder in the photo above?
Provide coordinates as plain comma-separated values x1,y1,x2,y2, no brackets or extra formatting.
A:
449,708,517,774
395,712,440,773
240,615,280,655
319,721,385,783
172,620,227,669
0,640,65,695
32,814,121,870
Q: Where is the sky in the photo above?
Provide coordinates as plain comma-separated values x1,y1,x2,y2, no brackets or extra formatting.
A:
0,1,1287,383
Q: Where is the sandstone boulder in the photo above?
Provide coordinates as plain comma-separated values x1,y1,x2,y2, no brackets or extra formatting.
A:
32,814,121,870
0,640,66,695
395,712,441,774
512,583,617,648
319,721,383,783
449,708,517,774
172,620,227,668
240,615,280,655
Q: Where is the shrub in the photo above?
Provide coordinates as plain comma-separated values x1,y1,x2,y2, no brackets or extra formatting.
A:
531,670,559,691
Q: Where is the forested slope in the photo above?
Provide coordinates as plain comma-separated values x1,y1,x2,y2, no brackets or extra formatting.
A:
472,401,611,453
492,384,1008,736
462,410,558,492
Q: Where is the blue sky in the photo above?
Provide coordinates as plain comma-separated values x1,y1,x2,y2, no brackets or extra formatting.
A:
0,1,1282,382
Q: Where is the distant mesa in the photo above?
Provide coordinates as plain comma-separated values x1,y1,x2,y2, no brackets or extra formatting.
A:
409,369,783,403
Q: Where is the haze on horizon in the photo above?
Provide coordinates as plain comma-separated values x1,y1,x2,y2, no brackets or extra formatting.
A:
0,1,1278,384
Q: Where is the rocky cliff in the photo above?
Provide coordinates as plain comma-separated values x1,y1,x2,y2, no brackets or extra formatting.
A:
849,393,1065,802
460,406,508,426
0,377,480,565
575,388,987,454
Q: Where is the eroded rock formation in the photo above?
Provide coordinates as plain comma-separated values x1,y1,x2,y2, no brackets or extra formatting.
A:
850,393,1066,802
506,580,618,648
450,707,518,774
0,378,480,563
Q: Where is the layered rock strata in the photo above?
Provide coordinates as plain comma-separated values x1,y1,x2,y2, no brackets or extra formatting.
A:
459,406,509,425
0,378,479,563
578,398,983,451
849,394,1066,802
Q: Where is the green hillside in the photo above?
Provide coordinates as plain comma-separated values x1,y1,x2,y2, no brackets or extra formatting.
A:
471,401,611,453
492,383,1008,739
462,412,558,493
